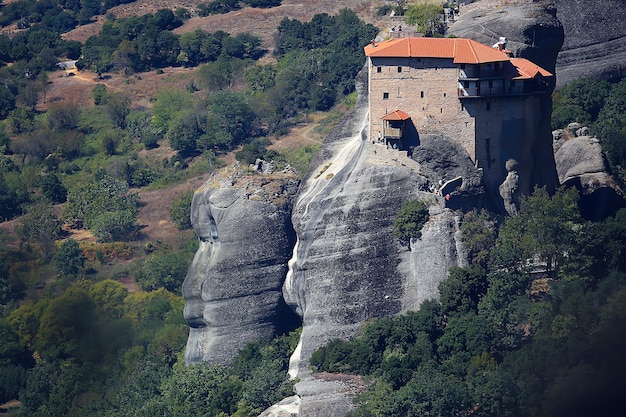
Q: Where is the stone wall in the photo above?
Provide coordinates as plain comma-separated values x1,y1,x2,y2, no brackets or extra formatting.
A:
368,56,475,157
368,52,555,210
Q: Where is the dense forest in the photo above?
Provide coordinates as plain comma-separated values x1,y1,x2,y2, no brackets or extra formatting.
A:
552,77,626,185
1,1,626,416
312,188,626,416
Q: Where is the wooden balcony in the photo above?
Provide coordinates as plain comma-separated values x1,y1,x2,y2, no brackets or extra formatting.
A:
384,127,403,139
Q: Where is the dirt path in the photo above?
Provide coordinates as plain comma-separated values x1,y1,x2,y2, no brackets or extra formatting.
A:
134,175,208,244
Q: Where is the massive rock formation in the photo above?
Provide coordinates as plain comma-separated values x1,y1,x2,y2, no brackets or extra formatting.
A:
553,129,625,220
281,69,466,415
183,2,566,415
183,171,301,364
553,0,626,87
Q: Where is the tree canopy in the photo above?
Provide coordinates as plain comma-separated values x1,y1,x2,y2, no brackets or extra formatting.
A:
311,187,626,417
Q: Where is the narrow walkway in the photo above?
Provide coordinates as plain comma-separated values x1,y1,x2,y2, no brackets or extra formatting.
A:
366,140,422,174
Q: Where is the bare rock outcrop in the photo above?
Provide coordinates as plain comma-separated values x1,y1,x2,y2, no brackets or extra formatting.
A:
183,171,301,364
554,133,625,220
183,4,566,415
281,69,465,416
553,0,626,87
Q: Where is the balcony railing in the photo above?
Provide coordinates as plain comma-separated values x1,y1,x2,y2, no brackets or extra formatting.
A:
459,68,502,79
458,83,548,98
384,127,402,139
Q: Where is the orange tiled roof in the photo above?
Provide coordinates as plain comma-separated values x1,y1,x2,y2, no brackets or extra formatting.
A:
509,57,553,79
365,37,511,64
381,110,411,121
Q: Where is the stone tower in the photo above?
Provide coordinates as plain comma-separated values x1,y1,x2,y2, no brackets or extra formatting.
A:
364,37,556,213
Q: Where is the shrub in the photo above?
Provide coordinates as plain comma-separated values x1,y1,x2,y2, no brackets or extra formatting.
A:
90,209,139,242
41,173,67,203
92,84,107,105
53,238,84,278
393,199,429,245
169,190,194,230
136,251,192,294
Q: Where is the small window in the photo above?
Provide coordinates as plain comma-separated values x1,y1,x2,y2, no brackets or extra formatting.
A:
443,93,446,97
440,108,443,113
377,66,382,73
486,102,491,111
460,103,464,111
383,92,389,99
420,91,424,98
397,66,402,73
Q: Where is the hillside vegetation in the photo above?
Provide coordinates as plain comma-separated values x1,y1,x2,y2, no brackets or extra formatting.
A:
311,188,626,416
0,2,380,415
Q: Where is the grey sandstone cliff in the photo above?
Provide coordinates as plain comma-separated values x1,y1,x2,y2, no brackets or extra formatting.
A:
553,0,626,87
279,69,466,416
183,3,566,415
183,171,300,364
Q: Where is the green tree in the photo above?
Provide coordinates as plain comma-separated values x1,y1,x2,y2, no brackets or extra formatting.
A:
161,360,234,417
40,173,67,203
393,199,429,245
404,4,444,36
594,78,626,175
245,64,276,93
169,190,194,230
198,57,246,92
166,109,204,157
204,90,256,149
105,91,131,129
460,209,496,268
90,209,139,242
92,84,107,105
89,279,128,319
35,284,97,361
0,251,14,304
63,174,138,234
136,251,190,293
558,77,611,121
47,101,80,131
438,267,488,317
491,187,581,275
151,87,193,133
0,174,22,221
53,238,84,278
126,111,160,149
221,32,262,60
16,200,62,260
0,83,16,119
19,359,86,417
